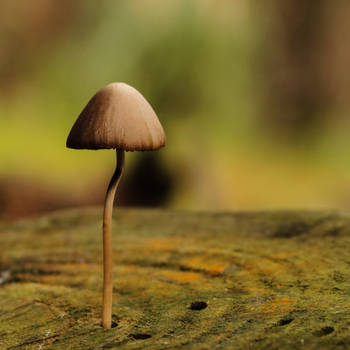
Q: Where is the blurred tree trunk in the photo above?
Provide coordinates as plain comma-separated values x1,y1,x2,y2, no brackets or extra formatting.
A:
260,0,329,137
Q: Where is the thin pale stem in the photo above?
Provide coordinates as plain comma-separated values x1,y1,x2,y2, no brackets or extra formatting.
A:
102,149,125,329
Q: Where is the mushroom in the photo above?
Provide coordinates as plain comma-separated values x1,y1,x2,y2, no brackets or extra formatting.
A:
66,82,166,329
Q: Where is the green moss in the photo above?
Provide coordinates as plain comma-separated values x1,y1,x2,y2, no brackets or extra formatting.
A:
1,208,350,349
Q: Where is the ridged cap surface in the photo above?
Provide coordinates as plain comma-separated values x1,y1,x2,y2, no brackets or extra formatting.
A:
66,83,166,151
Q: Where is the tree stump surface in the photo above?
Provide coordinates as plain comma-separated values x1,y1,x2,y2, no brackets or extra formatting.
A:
0,208,350,349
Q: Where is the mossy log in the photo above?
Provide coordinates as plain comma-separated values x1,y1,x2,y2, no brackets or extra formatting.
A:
1,208,350,349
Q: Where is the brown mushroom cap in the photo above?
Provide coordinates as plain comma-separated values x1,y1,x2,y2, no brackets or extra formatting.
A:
66,82,166,151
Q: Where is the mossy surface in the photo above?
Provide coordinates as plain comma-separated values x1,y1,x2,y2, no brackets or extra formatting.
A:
1,208,350,349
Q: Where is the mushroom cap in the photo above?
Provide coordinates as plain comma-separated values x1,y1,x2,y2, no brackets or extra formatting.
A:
66,82,166,151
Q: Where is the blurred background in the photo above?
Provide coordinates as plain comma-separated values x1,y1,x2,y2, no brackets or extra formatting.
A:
1,0,350,220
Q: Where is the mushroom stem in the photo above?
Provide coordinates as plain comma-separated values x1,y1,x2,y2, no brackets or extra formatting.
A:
102,149,125,329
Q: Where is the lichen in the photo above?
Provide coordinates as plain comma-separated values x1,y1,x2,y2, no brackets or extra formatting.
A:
1,208,350,349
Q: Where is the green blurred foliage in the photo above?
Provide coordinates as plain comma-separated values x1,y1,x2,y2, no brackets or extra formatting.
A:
1,0,350,218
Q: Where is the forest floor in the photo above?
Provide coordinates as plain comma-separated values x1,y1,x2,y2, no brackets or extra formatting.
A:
1,208,350,349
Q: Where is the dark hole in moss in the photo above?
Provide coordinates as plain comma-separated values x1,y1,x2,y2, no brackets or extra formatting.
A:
111,322,118,328
130,333,152,340
313,326,334,337
277,318,294,326
190,301,207,310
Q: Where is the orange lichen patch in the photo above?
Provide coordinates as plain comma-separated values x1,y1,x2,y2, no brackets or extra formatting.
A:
184,256,227,275
279,298,292,304
270,252,296,260
238,257,287,277
244,297,294,320
36,275,62,284
261,298,294,314
160,269,203,283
